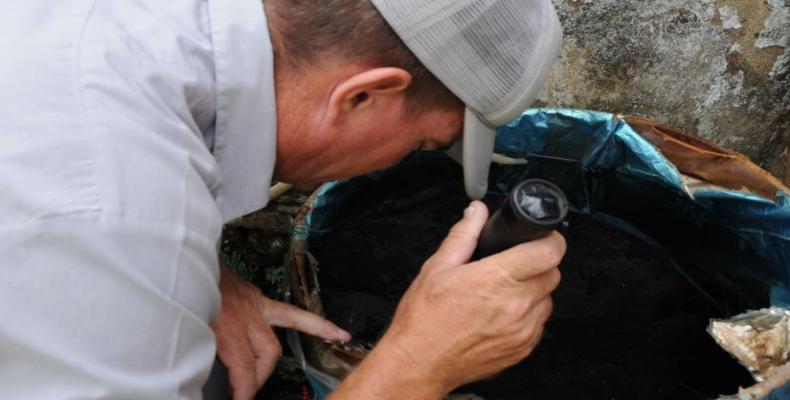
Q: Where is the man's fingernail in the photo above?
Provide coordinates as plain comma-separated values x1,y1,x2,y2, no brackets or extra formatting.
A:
338,329,352,342
464,205,476,218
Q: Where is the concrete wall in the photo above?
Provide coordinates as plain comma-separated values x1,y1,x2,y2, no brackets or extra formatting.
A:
537,0,790,184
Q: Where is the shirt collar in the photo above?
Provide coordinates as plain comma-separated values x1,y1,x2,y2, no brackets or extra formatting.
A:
208,0,277,222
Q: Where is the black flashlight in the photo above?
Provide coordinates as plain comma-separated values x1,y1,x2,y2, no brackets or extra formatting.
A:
473,179,568,260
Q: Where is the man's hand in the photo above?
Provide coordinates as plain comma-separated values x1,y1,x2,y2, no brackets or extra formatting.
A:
211,263,351,400
330,200,565,399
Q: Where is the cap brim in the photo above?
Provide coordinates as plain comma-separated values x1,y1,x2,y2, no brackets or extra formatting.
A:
462,107,496,200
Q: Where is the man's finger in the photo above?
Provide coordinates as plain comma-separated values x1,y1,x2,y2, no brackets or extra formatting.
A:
228,364,258,400
217,333,258,400
262,298,351,342
516,267,561,302
520,297,553,349
426,200,489,271
247,320,282,387
482,231,566,282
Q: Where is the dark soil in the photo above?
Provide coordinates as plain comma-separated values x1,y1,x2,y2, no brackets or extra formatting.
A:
312,165,757,399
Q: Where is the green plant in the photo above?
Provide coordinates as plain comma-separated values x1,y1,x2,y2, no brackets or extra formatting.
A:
264,265,285,290
220,251,259,282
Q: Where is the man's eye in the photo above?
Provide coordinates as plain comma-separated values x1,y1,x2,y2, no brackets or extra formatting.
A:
434,142,454,152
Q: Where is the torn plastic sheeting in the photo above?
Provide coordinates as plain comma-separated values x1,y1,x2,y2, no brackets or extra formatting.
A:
710,308,790,399
709,308,790,380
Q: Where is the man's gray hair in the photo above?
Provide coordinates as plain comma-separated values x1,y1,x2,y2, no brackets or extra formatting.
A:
264,0,462,115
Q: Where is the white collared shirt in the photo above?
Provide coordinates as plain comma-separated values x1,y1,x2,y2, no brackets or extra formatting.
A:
0,0,276,397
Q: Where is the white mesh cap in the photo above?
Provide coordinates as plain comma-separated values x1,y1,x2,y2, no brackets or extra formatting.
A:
371,0,563,199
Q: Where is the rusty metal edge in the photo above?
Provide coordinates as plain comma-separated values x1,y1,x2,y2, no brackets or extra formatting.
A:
287,189,367,381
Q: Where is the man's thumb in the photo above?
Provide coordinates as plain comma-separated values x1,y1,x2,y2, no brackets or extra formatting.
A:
424,200,489,272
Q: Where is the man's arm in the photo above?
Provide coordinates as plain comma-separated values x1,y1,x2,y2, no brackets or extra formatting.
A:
330,201,563,399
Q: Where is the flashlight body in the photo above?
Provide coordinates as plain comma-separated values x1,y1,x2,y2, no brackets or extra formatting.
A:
473,179,568,260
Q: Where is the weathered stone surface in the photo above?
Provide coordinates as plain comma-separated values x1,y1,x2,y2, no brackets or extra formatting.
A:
538,0,790,184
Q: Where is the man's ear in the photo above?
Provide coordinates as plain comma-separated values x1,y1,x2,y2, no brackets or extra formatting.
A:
326,67,412,125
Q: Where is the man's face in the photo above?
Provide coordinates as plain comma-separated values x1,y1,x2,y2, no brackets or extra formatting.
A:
274,106,464,190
